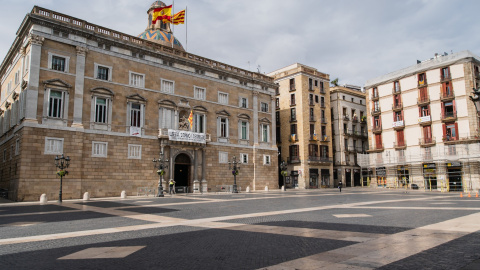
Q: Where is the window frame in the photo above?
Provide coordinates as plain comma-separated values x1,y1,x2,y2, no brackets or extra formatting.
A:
219,151,228,163
44,137,64,155
128,144,142,159
218,92,229,105
194,86,206,100
48,52,70,73
94,63,113,81
129,71,145,88
92,141,108,158
240,153,248,164
161,78,175,94
263,155,271,165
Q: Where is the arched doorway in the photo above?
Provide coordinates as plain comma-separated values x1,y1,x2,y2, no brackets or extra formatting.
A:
174,153,191,190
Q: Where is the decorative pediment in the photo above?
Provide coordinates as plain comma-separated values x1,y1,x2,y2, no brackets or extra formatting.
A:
91,87,114,96
43,79,72,89
126,94,147,103
193,105,208,112
216,109,230,117
237,113,250,120
259,117,271,123
158,99,177,108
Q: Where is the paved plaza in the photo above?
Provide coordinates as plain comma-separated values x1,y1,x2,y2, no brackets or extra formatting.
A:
0,188,479,269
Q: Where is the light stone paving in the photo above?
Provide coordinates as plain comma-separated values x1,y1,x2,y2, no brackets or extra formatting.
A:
333,214,372,218
58,246,145,260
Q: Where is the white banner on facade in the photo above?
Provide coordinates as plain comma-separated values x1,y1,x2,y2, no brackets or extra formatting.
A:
130,127,142,137
418,115,431,123
392,120,404,127
168,129,206,144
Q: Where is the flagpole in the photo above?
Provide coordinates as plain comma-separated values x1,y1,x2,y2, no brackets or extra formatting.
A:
171,0,174,48
185,5,188,51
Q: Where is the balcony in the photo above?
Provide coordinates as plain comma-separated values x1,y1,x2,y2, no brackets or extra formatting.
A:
290,84,296,91
392,87,401,94
352,116,359,123
371,107,381,116
367,143,384,153
309,134,319,141
417,80,428,88
320,135,330,142
393,120,405,130
440,90,455,101
345,146,358,153
360,117,367,125
275,89,280,96
343,115,350,121
372,124,382,134
419,136,436,147
440,74,452,82
290,117,297,122
320,102,326,108
394,140,407,150
442,134,480,145
289,134,299,142
418,115,432,126
309,115,316,122
417,96,430,105
371,93,379,101
308,156,332,164
287,156,301,164
320,88,326,94
321,117,327,124
392,102,403,111
309,100,315,106
441,111,457,122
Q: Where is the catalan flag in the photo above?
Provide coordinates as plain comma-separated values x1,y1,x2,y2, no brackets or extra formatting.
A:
172,9,185,25
152,5,172,24
188,110,193,130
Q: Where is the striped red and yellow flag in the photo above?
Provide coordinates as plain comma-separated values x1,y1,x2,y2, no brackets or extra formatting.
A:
152,5,172,24
188,110,193,130
172,9,185,25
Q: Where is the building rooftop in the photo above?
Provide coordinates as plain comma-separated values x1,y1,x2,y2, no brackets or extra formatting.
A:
364,50,480,89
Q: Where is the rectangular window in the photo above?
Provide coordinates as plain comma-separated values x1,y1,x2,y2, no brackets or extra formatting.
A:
240,121,248,140
219,151,228,163
441,67,450,80
45,137,64,155
261,102,268,112
261,124,269,142
394,81,400,92
290,124,297,135
423,126,432,142
95,64,112,81
372,87,378,98
193,114,205,133
160,108,175,129
92,141,108,157
291,108,296,121
129,72,145,88
240,153,248,164
308,144,318,157
421,105,430,117
95,97,108,123
15,139,20,156
309,78,313,90
48,90,63,118
275,98,279,108
218,92,228,105
130,103,141,127
289,145,299,157
290,93,295,105
320,81,324,92
418,73,426,85
128,144,142,159
240,97,248,108
394,111,403,121
161,79,174,94
263,155,271,165
51,55,66,71
194,86,206,100
276,111,280,124
220,118,228,137
290,78,295,90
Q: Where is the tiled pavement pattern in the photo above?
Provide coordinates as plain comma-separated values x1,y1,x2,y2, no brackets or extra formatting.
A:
0,189,479,269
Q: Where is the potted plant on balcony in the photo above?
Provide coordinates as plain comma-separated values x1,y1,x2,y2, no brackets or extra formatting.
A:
361,115,367,122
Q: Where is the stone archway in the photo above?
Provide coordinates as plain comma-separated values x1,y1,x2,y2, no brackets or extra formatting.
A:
174,153,191,188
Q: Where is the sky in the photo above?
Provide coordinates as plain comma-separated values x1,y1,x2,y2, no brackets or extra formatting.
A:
1,0,480,87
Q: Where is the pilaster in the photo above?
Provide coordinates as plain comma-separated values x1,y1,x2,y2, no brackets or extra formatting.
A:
24,34,44,123
72,46,88,128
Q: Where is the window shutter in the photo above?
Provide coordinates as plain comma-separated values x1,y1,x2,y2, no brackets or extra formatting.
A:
44,89,51,117
238,121,241,139
452,100,456,117
63,91,69,120
441,102,445,118
418,106,421,117
140,104,145,128
401,110,404,122
442,123,446,137
267,125,270,142
454,122,459,140
126,102,131,127
226,118,229,137
217,117,221,137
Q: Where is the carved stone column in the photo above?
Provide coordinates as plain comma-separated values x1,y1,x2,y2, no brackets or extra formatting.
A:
271,95,276,145
24,34,44,123
193,148,200,193
72,46,88,128
201,147,207,193
253,90,259,145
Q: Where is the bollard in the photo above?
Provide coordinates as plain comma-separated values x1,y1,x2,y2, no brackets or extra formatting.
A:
265,186,269,191
83,192,90,201
40,193,48,204
121,190,127,199
245,186,250,193
281,186,285,192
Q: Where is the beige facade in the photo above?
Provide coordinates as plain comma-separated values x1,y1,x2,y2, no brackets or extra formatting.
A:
0,5,278,201
361,51,480,192
330,85,368,187
268,64,333,189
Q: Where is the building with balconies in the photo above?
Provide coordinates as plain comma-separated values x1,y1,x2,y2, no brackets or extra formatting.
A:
360,51,480,192
0,3,279,201
268,64,333,189
330,85,368,187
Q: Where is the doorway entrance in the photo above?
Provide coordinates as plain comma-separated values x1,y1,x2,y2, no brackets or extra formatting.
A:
174,154,191,192
448,168,463,191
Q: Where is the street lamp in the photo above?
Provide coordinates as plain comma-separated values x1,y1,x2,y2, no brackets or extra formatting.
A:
470,87,480,117
228,155,240,193
54,154,70,203
153,151,169,197
280,159,288,191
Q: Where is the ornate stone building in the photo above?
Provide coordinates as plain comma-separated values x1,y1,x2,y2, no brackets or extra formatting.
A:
0,3,278,201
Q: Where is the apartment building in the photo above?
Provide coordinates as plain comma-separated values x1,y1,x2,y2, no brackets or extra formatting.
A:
360,51,480,192
0,3,278,201
330,85,368,187
268,64,333,189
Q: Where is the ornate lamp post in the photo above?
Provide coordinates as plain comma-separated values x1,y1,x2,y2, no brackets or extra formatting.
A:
228,155,240,193
153,151,169,197
470,87,480,119
54,154,70,203
280,159,288,191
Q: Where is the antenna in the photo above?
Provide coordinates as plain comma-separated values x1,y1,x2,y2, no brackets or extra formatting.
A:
257,65,261,73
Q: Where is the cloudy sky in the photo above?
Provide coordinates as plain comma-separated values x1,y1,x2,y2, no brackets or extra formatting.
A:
1,0,480,86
